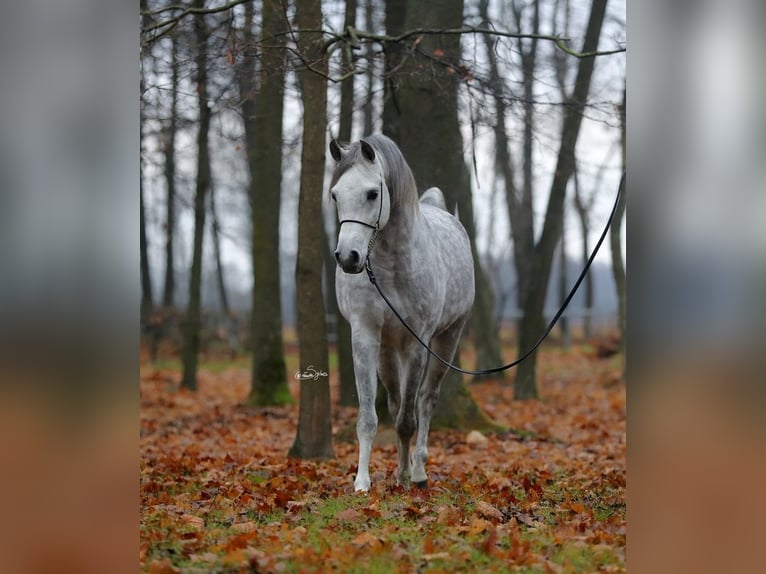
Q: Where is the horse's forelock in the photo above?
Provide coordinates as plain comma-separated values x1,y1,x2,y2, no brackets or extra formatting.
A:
330,135,418,212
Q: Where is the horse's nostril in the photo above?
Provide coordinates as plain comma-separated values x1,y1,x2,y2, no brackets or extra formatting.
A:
334,250,341,264
349,250,360,264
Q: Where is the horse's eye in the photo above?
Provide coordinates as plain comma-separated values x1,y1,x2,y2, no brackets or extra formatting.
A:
330,191,337,202
366,190,378,201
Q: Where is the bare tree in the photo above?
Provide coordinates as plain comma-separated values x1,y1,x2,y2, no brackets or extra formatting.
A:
240,0,290,405
332,0,359,407
139,7,154,329
181,1,212,391
140,163,154,328
162,31,179,310
558,215,572,349
514,0,609,400
611,83,626,364
209,184,230,315
289,0,334,460
512,0,540,309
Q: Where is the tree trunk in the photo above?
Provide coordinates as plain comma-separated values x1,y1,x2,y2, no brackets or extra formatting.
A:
330,0,359,407
382,0,407,142
140,164,153,328
209,184,229,315
339,0,357,141
241,0,289,405
479,0,523,317
289,0,334,460
162,32,178,310
509,0,540,309
362,0,375,135
611,84,626,366
514,0,608,400
139,54,153,329
572,167,594,339
558,221,571,350
181,2,211,391
393,0,502,430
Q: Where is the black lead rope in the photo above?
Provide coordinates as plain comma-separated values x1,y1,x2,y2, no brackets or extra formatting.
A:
364,171,626,376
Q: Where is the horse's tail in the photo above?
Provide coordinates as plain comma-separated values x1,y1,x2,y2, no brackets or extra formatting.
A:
420,187,446,210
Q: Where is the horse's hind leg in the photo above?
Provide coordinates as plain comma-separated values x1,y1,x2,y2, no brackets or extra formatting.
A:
395,346,428,487
411,320,466,487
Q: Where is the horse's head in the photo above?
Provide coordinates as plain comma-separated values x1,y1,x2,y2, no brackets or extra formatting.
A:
329,138,392,274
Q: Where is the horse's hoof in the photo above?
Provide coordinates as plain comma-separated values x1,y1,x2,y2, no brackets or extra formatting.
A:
413,479,429,489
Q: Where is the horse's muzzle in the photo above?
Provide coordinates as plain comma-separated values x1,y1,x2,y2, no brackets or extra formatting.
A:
335,248,364,274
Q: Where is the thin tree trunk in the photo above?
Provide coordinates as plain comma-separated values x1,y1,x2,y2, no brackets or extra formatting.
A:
181,2,212,391
478,0,529,331
209,184,229,315
362,0,375,135
162,32,178,310
241,0,289,405
338,0,357,141
511,0,540,308
140,165,153,328
331,0,359,407
558,220,571,350
611,84,626,366
382,0,407,142
572,167,594,339
139,53,153,329
289,0,334,460
514,0,609,400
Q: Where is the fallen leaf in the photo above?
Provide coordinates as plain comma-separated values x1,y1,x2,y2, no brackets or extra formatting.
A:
232,521,258,533
423,552,451,561
475,501,504,522
148,558,181,574
477,526,498,555
336,508,363,521
436,505,460,525
352,531,383,550
179,514,204,530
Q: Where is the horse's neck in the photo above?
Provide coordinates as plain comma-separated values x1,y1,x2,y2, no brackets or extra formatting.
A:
375,205,421,269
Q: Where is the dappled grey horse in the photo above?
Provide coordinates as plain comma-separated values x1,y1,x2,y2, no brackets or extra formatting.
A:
329,134,475,491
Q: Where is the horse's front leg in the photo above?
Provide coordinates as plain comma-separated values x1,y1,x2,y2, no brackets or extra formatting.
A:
351,331,380,492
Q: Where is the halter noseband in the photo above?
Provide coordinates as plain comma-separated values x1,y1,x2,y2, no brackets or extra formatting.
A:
337,178,384,265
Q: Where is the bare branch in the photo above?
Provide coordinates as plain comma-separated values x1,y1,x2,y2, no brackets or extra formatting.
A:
321,26,625,59
142,0,250,38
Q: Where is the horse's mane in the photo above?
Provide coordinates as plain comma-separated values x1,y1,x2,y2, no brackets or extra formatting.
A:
330,134,419,214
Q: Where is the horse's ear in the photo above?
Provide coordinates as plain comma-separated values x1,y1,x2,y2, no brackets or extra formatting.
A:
329,138,345,163
360,139,376,162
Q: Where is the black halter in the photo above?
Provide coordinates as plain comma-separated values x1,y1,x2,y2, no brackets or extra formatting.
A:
337,179,384,265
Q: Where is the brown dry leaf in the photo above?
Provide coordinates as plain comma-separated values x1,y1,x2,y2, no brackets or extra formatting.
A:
436,504,460,525
477,526,498,555
148,558,181,574
231,521,258,533
464,517,491,536
475,501,504,522
567,502,587,514
351,531,383,549
179,514,204,530
423,534,438,554
423,552,451,561
336,507,363,522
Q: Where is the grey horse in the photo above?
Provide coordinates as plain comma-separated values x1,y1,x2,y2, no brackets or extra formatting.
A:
329,134,475,492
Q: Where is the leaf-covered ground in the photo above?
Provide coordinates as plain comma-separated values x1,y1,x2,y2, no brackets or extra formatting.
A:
140,346,625,573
